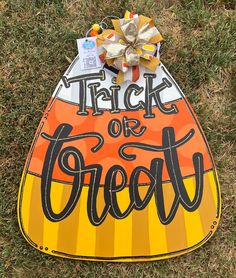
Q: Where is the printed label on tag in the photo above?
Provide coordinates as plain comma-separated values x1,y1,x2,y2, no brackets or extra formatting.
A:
77,37,101,70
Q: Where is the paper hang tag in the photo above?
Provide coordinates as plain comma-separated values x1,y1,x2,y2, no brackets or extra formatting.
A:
77,37,101,71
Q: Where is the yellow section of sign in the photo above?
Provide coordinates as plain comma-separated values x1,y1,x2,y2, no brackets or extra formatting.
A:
18,169,220,262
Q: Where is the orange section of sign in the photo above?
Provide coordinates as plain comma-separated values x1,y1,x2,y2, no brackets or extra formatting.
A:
28,98,212,184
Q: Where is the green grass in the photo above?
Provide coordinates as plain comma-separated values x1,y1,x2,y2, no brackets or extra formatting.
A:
0,0,235,277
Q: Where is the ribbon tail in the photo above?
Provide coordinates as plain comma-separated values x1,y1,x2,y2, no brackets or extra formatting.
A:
140,56,161,72
132,66,140,82
116,71,124,85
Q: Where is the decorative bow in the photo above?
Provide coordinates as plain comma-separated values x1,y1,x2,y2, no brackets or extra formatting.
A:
97,11,163,84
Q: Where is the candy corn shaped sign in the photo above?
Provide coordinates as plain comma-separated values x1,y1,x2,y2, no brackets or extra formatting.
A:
18,56,221,262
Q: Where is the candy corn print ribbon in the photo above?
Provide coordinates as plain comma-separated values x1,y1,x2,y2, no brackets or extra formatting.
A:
97,11,163,84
